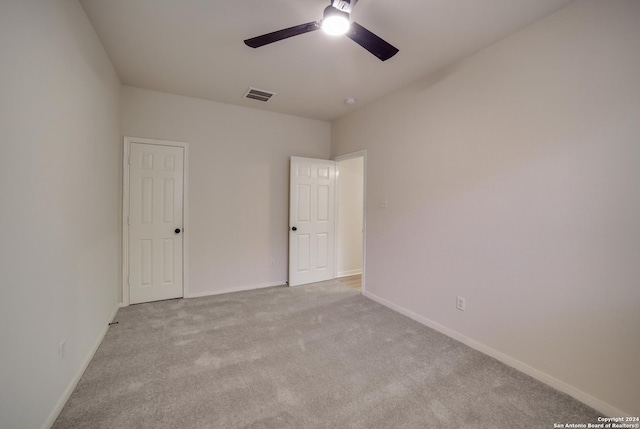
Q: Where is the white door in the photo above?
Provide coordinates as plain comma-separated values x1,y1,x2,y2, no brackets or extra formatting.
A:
289,157,336,286
128,142,184,304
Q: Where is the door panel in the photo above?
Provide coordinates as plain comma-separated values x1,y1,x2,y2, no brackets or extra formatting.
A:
297,184,311,221
316,233,328,268
289,157,335,286
317,185,329,221
129,143,184,304
297,234,310,271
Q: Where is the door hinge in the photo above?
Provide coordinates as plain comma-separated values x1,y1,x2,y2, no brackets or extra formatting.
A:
127,216,130,225
128,156,131,165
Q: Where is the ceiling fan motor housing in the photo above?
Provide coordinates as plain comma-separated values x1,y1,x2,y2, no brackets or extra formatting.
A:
332,0,358,14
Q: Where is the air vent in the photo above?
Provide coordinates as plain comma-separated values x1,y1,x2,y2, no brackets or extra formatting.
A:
244,87,276,103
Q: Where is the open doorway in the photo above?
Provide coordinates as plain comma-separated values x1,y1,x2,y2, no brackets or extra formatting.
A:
334,151,366,292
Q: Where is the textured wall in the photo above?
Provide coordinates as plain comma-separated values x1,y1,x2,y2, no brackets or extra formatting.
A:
0,1,121,428
332,0,640,416
121,86,331,297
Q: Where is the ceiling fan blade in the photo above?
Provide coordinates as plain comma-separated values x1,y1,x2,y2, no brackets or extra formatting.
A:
346,22,399,61
244,22,320,48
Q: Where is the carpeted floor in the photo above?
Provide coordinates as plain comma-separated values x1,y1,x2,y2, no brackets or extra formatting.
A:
53,281,600,428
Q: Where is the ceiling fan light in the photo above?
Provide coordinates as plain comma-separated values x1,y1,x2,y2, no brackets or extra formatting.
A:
321,7,350,36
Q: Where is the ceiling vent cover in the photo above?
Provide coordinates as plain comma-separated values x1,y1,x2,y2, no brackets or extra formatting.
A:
244,87,276,103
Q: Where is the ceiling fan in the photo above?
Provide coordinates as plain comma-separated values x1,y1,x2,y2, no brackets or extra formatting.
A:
244,0,399,62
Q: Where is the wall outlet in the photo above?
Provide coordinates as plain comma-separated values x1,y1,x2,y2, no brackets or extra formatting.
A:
456,296,466,311
59,339,67,361
269,259,275,267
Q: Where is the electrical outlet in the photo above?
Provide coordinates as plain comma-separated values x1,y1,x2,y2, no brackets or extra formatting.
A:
269,259,275,267
456,296,466,311
59,339,66,361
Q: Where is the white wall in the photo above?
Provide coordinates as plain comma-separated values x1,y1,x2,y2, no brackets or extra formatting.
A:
336,157,363,277
121,86,331,297
332,0,640,416
0,1,121,428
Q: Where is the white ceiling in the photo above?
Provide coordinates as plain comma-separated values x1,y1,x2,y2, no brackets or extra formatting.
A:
80,0,573,122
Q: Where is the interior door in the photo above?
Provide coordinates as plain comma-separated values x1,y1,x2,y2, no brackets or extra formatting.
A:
128,142,184,304
289,157,336,286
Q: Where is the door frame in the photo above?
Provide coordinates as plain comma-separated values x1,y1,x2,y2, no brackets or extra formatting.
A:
333,150,367,293
122,136,189,307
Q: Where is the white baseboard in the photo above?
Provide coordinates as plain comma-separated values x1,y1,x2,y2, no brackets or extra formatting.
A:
42,303,120,429
363,290,629,418
185,281,285,299
337,269,362,278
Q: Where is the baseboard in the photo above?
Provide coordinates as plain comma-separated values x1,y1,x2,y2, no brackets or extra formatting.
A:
363,290,629,418
337,269,362,278
42,303,120,429
185,281,285,299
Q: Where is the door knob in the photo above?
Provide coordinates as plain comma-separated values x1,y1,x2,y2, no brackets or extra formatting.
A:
175,228,181,234
291,226,297,231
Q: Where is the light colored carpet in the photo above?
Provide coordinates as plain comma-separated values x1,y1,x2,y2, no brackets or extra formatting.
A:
53,281,599,428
